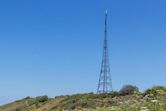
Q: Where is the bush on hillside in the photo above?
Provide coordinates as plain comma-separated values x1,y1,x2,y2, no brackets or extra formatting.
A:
144,86,166,96
36,95,48,103
119,85,139,95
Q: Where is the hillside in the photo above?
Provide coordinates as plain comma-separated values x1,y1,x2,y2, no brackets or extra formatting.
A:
0,86,166,111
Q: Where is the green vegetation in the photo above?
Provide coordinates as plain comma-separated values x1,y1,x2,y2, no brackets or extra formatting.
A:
0,85,166,111
119,85,140,95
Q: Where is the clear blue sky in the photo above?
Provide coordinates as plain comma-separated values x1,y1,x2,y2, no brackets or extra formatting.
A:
0,0,166,105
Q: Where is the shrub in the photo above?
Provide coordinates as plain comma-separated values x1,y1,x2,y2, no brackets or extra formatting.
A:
36,95,48,103
144,86,166,96
119,85,139,95
152,86,166,91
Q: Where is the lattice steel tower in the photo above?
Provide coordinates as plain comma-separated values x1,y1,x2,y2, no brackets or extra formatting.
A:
97,10,113,93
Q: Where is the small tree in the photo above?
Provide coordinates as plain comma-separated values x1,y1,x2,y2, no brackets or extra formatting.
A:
119,85,139,95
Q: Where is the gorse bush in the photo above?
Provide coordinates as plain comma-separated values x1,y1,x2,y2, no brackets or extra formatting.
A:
119,85,139,95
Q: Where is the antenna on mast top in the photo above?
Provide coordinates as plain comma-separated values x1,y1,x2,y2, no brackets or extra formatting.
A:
105,10,108,14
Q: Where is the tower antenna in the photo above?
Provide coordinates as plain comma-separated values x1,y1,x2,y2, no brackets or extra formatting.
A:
97,10,113,93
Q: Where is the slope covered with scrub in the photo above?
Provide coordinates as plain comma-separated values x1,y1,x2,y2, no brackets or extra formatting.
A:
0,86,166,111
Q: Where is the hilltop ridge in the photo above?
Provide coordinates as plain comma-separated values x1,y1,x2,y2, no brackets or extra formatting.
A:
0,86,166,111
